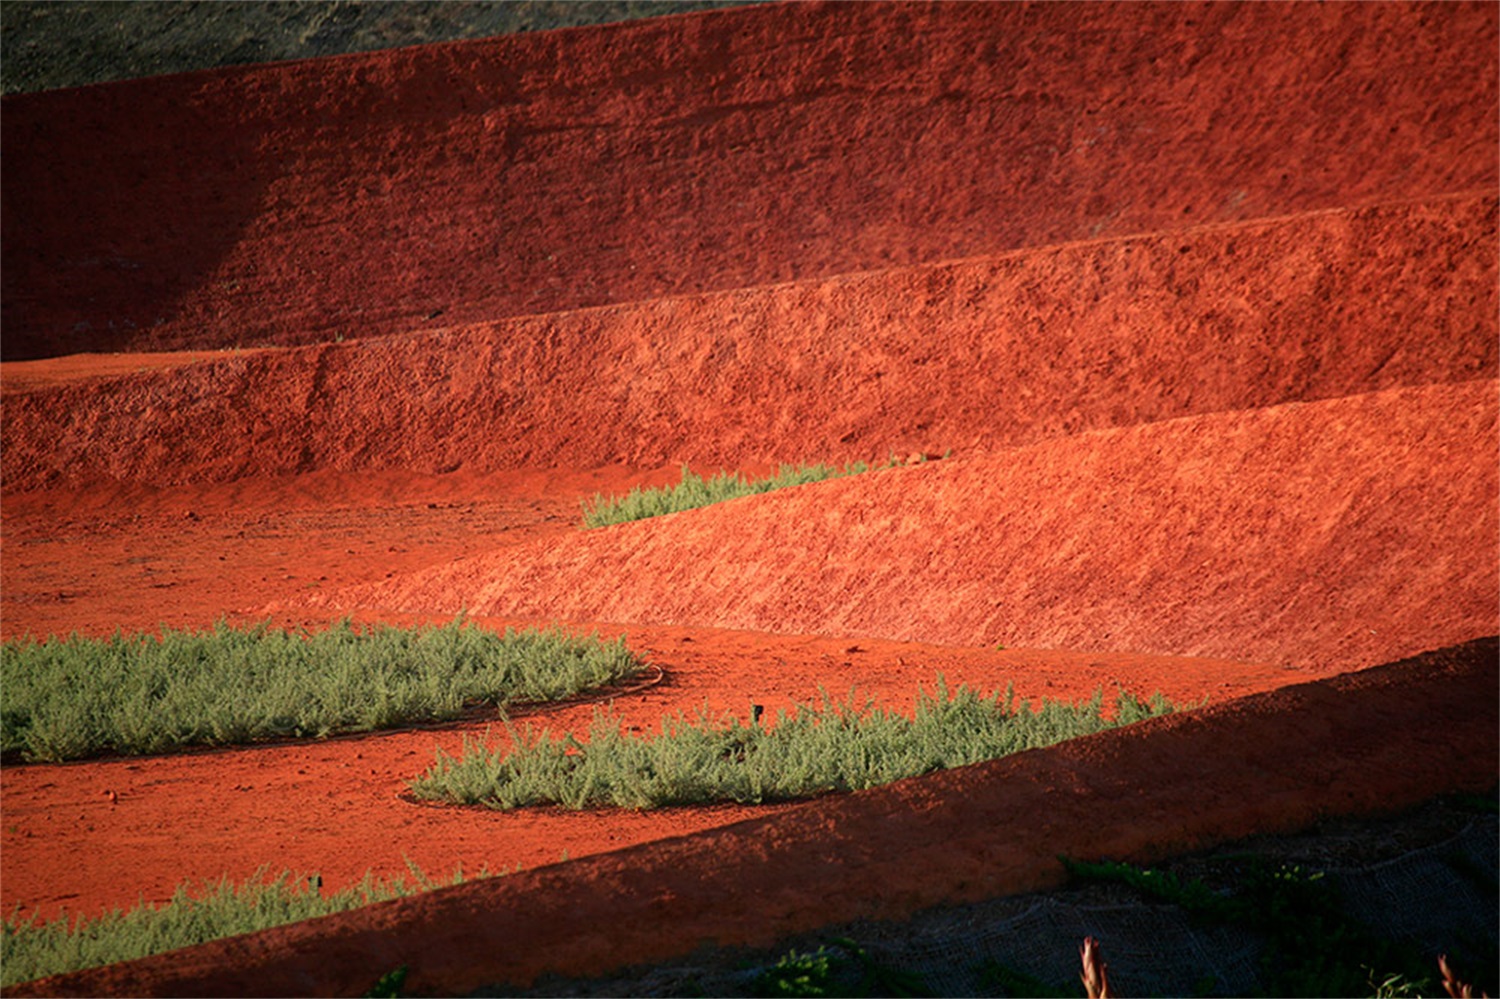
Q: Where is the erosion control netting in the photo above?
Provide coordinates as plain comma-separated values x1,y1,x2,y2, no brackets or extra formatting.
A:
491,808,1498,998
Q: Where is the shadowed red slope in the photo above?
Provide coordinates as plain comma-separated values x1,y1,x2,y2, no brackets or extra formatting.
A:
4,1,1495,358
313,380,1499,671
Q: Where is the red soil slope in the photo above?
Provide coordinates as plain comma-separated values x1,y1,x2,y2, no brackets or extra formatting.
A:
0,464,626,642
315,380,1499,670
4,1,1495,358
4,194,1494,493
18,637,1496,998
1,620,1307,929
2,2,1495,994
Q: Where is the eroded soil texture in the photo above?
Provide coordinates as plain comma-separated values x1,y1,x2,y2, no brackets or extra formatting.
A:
1,2,1496,995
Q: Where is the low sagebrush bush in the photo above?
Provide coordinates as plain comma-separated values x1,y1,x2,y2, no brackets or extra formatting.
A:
409,678,1175,810
1,618,644,762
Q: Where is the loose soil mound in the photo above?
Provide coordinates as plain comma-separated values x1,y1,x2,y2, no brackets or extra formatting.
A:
3,2,1494,358
16,637,1495,998
315,380,1498,670
4,194,1494,492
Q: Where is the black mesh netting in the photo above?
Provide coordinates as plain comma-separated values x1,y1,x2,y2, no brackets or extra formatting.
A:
487,809,1497,998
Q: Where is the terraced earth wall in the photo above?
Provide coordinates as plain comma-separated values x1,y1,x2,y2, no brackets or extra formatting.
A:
4,1,1495,359
1,2,1495,996
316,380,1498,669
4,193,1495,491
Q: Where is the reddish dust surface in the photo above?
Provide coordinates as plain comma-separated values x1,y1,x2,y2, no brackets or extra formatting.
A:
2,3,1496,992
0,464,677,641
319,380,1500,672
5,194,1495,492
19,638,1497,998
3,2,1494,359
0,348,281,394
3,450,1309,929
0,617,1301,927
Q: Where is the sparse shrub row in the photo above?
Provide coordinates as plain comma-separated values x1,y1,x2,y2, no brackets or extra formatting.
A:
410,680,1176,810
1,863,482,989
580,457,920,528
0,619,644,762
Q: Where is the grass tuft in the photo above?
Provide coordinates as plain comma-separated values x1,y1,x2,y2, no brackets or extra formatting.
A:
409,679,1176,810
1,618,644,762
580,457,927,528
0,862,484,989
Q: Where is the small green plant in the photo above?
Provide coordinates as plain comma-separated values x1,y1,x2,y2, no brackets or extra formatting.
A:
580,457,915,528
1366,967,1427,998
1,862,486,988
363,965,408,998
754,947,837,997
1,617,645,762
410,679,1176,810
752,938,932,998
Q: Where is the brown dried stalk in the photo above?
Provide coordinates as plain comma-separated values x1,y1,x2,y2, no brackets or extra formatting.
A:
1440,954,1490,999
1080,936,1112,999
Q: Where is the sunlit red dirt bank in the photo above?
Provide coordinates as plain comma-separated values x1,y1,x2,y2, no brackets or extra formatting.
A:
4,193,1495,492
315,380,1499,672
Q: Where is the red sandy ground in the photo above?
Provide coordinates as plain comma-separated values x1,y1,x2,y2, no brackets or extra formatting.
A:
2,367,1494,993
0,454,1338,926
1,2,1497,994
12,637,1494,998
5,193,1495,491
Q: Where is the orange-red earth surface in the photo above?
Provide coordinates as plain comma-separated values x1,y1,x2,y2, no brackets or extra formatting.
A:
2,2,1496,995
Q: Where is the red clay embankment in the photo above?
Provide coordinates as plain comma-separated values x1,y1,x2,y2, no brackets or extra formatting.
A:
315,380,1500,671
17,637,1496,998
4,1,1495,358
4,194,1494,493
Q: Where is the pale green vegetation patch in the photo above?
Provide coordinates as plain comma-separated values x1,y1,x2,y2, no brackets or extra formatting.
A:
580,458,925,528
410,680,1176,810
0,863,482,988
0,619,644,762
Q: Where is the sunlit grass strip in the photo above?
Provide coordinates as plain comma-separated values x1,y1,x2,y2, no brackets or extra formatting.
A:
1,619,644,762
1,863,482,989
580,459,909,528
410,681,1177,810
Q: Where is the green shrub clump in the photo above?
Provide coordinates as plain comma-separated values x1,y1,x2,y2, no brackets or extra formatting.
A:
1,618,644,762
410,680,1175,810
1,864,476,988
580,459,907,528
